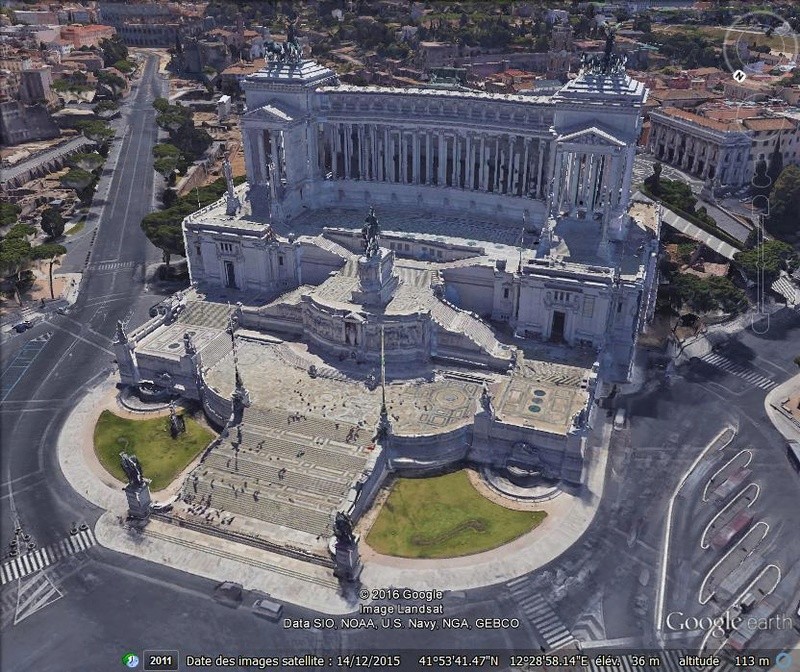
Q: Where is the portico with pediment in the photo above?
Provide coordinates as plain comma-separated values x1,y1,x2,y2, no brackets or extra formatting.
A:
550,125,628,226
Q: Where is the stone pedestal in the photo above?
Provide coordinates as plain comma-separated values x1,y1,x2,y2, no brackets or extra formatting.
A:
351,248,398,307
333,539,362,582
124,482,152,519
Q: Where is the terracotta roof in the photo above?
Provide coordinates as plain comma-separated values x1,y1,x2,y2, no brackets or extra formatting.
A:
686,67,724,76
656,106,743,132
650,88,721,101
221,58,265,76
743,117,796,132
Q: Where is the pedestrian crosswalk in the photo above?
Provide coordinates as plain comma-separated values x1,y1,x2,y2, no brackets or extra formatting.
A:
506,577,575,651
88,260,137,271
0,529,96,585
588,650,739,672
12,571,63,626
699,352,776,390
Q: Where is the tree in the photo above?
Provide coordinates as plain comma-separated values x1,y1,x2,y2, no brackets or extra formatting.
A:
5,222,35,239
0,203,21,227
647,162,662,196
31,243,67,260
767,165,800,238
96,70,127,99
60,168,97,204
69,152,104,172
140,176,243,266
31,243,67,298
94,100,121,118
99,34,128,67
766,139,784,189
632,15,652,33
113,59,135,74
0,236,33,305
140,211,187,268
75,120,114,145
40,207,65,240
153,97,171,114
734,240,799,286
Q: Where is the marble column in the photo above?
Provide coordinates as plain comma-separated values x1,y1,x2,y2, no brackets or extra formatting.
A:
453,134,460,188
359,125,366,180
551,148,564,213
465,134,473,190
269,131,279,186
383,127,390,182
328,126,337,178
539,141,548,198
438,132,445,186
492,137,500,192
479,135,485,191
425,132,432,185
505,137,514,195
619,146,635,209
253,128,267,184
514,138,531,196
413,133,420,184
522,138,532,197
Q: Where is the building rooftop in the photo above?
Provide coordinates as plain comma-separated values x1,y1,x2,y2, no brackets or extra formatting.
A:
653,106,745,133
743,116,797,132
319,82,553,105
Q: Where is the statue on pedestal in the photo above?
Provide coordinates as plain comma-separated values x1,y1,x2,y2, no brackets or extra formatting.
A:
334,511,355,545
183,332,196,355
223,158,241,215
168,400,186,438
120,452,145,489
361,206,380,259
333,511,362,583
480,382,495,418
120,451,151,520
114,319,128,344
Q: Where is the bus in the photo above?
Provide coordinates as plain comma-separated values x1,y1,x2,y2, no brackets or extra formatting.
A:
787,440,800,472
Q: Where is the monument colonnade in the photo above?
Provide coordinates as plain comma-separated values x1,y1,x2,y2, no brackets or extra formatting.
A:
319,121,553,199
551,143,627,216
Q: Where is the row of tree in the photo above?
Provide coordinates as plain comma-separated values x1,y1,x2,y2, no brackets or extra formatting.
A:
140,176,246,267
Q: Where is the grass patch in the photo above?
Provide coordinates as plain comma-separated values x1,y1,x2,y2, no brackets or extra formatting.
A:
367,470,546,558
93,410,213,491
66,217,86,235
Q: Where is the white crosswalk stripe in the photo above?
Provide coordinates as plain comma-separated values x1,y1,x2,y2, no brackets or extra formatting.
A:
699,352,776,389
0,529,96,586
89,261,136,271
506,579,574,650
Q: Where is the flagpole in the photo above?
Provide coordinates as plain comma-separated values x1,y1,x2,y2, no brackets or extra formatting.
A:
380,325,386,413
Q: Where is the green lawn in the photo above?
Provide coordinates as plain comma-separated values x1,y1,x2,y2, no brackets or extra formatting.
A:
367,471,546,558
93,410,214,491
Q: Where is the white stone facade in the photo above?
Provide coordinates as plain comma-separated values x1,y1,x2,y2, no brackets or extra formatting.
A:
648,108,752,188
181,57,655,383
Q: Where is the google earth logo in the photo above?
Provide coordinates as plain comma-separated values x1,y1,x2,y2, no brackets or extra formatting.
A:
122,653,139,668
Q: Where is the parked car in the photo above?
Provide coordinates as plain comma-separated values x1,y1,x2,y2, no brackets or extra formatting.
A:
613,408,627,430
13,320,33,333
252,598,283,621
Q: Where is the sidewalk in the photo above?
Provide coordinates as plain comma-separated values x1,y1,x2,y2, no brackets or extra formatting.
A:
58,374,612,610
764,373,800,443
